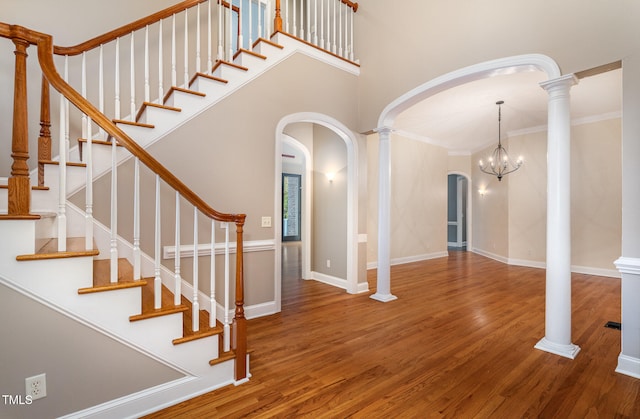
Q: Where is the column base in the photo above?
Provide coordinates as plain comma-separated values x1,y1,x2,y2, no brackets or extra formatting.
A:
534,337,581,359
370,293,398,303
616,354,640,379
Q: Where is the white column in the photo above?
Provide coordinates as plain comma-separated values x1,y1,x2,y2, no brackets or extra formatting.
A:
534,74,580,359
371,128,397,303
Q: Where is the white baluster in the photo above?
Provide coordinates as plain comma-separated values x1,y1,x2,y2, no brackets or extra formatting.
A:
217,0,224,60
171,14,177,87
332,0,336,53
115,37,121,119
174,192,182,305
99,45,105,138
133,158,141,280
207,0,213,71
85,116,93,251
338,1,343,56
258,0,263,39
154,175,162,309
110,136,118,283
158,20,164,101
196,4,202,73
248,0,253,48
57,88,67,252
285,0,289,33
349,4,354,61
314,0,318,45
210,219,216,327
192,207,200,332
223,221,230,352
81,52,87,141
184,10,189,87
144,25,150,102
64,58,70,161
293,0,297,36
307,0,311,41
238,0,244,50
320,0,324,49
130,32,136,120
227,0,233,60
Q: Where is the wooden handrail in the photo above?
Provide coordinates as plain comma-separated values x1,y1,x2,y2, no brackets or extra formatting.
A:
53,0,208,56
341,0,359,13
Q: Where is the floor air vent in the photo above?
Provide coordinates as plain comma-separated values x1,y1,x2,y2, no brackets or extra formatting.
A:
604,321,621,330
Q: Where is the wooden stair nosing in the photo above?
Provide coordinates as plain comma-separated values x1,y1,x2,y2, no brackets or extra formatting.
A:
209,348,254,367
233,48,267,61
130,280,189,322
78,138,122,147
252,37,284,50
162,86,206,105
77,258,145,294
172,323,223,345
113,119,155,129
188,72,228,88
135,102,182,123
39,159,87,168
129,304,189,322
78,278,147,294
211,60,249,73
16,237,99,261
0,184,49,191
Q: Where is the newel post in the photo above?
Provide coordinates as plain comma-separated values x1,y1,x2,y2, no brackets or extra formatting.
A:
274,0,283,32
38,75,52,187
233,215,247,381
8,26,32,215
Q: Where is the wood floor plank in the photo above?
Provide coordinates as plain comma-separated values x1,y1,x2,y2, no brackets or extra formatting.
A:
144,250,640,418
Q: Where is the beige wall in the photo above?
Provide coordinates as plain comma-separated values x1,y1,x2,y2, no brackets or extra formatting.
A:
354,0,640,131
472,117,622,272
312,124,348,278
367,133,448,265
0,283,183,418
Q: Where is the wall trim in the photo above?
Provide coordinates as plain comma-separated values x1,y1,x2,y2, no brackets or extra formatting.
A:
615,257,640,275
163,239,275,259
471,248,509,264
312,271,348,289
616,354,640,379
367,251,449,270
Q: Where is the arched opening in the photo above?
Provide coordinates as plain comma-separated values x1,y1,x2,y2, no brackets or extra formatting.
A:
274,113,360,312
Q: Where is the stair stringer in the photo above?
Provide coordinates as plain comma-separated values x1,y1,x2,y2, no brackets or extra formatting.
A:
0,219,244,418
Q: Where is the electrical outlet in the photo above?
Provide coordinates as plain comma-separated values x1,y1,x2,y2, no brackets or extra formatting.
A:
261,216,272,228
25,373,46,400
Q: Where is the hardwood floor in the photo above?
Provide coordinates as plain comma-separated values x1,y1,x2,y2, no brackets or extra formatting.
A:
145,249,640,418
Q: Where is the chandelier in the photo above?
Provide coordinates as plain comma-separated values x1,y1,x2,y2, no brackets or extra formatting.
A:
478,100,523,181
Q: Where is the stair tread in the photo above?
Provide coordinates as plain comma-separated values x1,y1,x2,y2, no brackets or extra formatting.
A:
16,237,99,261
163,86,207,104
253,37,284,50
39,159,87,168
0,184,49,191
233,48,267,61
78,258,146,294
135,102,181,122
211,60,249,73
209,348,254,366
129,280,189,321
78,138,123,146
173,296,223,345
113,119,155,129
188,72,228,88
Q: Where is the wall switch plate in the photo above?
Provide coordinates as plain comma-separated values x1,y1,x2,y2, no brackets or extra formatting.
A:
326,259,331,268
25,373,46,400
261,216,272,228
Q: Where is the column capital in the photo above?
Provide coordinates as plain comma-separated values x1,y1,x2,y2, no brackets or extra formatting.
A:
540,73,578,93
376,126,394,138
615,257,640,275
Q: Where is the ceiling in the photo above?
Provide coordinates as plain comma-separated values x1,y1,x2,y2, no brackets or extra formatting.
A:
393,67,622,155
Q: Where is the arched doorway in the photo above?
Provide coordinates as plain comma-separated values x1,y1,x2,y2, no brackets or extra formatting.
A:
447,173,471,251
274,113,360,312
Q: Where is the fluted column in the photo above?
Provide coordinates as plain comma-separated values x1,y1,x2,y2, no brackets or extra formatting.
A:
371,128,397,302
535,74,580,359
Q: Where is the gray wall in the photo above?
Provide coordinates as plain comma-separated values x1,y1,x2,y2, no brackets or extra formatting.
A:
0,283,183,419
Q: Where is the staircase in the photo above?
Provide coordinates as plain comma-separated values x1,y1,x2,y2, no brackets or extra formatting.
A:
0,1,359,417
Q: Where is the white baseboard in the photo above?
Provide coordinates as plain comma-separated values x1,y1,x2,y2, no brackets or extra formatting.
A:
366,251,449,270
616,354,640,379
244,301,278,319
312,271,348,289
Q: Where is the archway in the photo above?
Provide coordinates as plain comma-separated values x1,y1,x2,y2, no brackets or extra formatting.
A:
274,113,360,312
